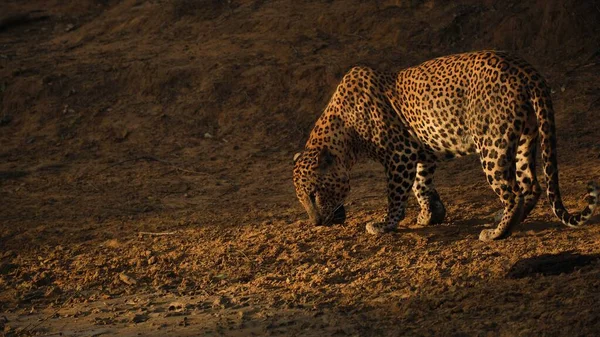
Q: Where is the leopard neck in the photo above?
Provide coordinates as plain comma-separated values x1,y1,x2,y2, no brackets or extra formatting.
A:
305,103,359,171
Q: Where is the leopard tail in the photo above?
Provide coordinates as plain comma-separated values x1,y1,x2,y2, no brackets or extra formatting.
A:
530,82,599,227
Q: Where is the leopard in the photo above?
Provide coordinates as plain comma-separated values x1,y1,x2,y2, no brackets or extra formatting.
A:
292,50,599,241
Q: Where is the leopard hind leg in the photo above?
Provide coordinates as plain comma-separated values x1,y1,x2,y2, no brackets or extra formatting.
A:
479,134,525,241
514,127,542,221
493,118,542,223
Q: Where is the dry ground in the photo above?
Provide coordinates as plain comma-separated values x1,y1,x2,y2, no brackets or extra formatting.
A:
1,0,600,336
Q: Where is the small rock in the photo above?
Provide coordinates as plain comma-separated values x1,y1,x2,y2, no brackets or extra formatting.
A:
204,132,213,139
165,301,189,317
118,273,137,285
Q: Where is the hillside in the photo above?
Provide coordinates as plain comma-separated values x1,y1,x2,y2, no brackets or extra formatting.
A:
1,0,600,336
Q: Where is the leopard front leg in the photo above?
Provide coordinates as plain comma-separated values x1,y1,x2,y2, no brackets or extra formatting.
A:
412,161,446,226
366,158,417,235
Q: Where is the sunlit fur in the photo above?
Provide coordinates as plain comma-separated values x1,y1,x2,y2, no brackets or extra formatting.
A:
293,148,350,226
293,50,598,241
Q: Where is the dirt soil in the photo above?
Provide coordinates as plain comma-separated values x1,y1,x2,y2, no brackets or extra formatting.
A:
1,0,600,336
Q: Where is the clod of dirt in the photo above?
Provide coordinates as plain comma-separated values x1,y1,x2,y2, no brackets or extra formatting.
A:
0,262,16,275
43,286,61,298
94,317,114,326
130,313,149,323
212,296,230,309
166,301,189,317
167,301,187,312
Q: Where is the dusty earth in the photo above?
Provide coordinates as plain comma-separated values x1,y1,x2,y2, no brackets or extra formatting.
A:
1,0,600,336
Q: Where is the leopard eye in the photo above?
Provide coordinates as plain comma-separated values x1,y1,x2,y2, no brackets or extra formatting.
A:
309,193,316,204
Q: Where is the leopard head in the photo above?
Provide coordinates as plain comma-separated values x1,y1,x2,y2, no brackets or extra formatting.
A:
293,147,349,226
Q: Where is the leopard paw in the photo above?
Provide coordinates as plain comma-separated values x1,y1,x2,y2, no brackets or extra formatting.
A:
366,222,394,235
479,228,512,242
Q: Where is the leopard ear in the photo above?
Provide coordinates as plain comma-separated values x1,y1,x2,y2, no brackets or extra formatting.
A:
317,147,335,171
293,152,302,163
